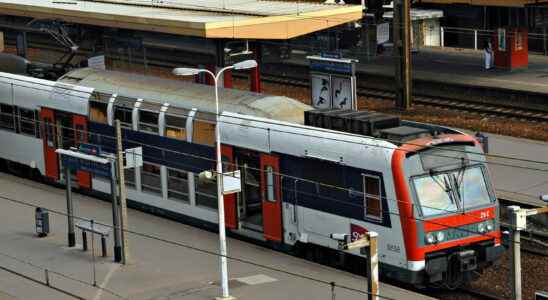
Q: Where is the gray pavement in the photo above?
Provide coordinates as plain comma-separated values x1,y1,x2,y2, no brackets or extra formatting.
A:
0,173,432,300
484,132,548,207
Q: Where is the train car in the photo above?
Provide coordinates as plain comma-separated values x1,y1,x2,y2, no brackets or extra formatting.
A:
0,68,504,287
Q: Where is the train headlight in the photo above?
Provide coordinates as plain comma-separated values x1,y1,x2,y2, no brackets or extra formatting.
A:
486,221,494,232
436,231,446,242
478,222,486,233
425,232,436,244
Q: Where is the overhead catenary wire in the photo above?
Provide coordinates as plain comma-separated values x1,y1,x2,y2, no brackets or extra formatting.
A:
0,113,543,226
0,75,546,170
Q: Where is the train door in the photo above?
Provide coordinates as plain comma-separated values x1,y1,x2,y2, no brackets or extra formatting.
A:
73,115,91,189
222,145,237,229
235,150,263,233
40,108,58,180
260,153,282,242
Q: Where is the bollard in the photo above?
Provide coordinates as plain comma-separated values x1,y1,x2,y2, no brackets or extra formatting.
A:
101,236,108,257
82,231,88,251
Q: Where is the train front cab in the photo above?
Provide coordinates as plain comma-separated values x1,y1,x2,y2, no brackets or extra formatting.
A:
392,134,505,287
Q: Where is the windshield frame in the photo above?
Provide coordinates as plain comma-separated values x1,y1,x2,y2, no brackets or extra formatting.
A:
410,164,496,218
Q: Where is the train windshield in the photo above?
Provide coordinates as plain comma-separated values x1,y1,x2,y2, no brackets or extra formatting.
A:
413,166,493,217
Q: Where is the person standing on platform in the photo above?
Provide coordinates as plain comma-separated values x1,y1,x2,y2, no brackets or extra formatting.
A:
484,40,493,70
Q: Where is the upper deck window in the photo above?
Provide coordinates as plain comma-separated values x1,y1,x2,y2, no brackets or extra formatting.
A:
114,106,133,129
139,110,159,134
89,100,108,124
165,114,187,140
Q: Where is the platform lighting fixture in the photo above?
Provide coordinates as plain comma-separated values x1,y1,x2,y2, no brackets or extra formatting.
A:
172,59,257,300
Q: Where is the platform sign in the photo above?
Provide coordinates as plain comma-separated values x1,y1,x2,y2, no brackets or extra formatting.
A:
88,55,106,70
311,74,331,108
376,23,390,45
57,148,111,178
307,55,358,110
331,76,354,109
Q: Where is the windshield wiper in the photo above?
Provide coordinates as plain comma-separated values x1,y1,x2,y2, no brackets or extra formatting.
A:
429,170,452,200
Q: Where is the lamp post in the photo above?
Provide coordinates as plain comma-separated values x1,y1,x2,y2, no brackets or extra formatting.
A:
173,60,257,300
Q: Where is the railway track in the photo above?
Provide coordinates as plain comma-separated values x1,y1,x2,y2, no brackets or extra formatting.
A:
260,73,548,124
7,38,548,123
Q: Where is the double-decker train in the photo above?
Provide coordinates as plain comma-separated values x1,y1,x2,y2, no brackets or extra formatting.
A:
0,68,503,287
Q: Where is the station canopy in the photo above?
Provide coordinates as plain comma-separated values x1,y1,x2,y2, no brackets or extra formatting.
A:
417,0,548,7
0,0,363,39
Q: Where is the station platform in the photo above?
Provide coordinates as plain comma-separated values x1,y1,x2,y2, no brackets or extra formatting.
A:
276,46,548,110
0,173,433,300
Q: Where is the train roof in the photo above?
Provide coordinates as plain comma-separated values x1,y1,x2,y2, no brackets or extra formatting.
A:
59,68,311,124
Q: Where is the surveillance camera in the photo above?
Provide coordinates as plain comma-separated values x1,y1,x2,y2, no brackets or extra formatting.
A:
541,195,548,203
330,233,350,241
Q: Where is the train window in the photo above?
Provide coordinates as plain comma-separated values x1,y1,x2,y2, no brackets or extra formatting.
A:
0,104,14,130
192,120,215,146
413,174,458,216
363,175,382,220
139,110,159,134
457,166,492,210
167,168,189,202
195,173,218,209
89,101,108,124
114,106,133,129
141,163,162,195
264,165,277,202
16,107,36,136
44,119,55,147
165,114,187,140
124,168,135,188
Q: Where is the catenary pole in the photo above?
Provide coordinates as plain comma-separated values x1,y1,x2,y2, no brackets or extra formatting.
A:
115,120,129,264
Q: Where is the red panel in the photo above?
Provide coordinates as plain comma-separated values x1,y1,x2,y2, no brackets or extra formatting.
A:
423,207,496,232
260,153,282,242
223,70,233,89
40,108,58,181
221,145,237,229
250,44,261,93
494,28,529,70
205,64,216,86
73,115,91,189
392,149,420,261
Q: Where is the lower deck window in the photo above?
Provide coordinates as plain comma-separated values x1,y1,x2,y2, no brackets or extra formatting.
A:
168,169,189,202
195,173,217,209
17,107,37,136
364,175,382,220
125,168,135,187
0,104,14,130
142,163,161,195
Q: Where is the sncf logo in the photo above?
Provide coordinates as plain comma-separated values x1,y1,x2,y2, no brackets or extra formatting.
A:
350,224,368,242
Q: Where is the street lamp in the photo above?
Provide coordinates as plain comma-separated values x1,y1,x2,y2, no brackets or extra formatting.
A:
172,60,257,300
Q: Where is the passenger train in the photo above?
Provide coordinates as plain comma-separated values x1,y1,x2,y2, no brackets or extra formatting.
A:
0,68,503,287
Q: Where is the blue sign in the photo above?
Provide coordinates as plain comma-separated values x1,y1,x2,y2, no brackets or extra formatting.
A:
62,155,111,178
320,52,342,59
310,60,354,75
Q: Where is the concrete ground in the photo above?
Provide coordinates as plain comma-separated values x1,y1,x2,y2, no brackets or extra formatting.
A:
485,132,548,207
0,173,432,300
